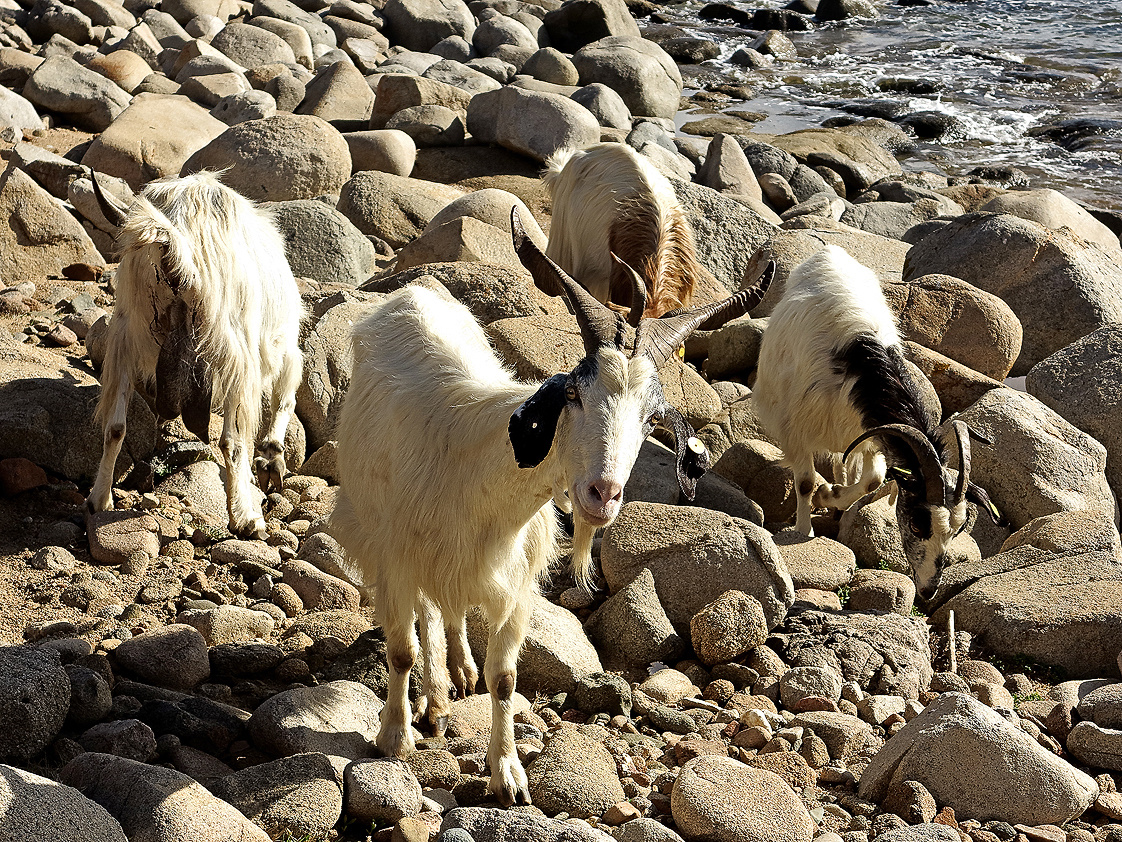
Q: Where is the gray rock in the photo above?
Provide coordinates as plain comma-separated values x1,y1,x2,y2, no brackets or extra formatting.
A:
467,84,600,163
571,36,680,119
59,752,271,841
957,387,1115,529
543,0,639,53
344,757,422,823
210,89,277,125
297,60,374,124
526,727,625,818
569,82,630,129
381,0,475,52
769,127,901,197
790,709,872,758
780,665,844,708
281,559,361,610
385,103,466,147
840,199,953,242
671,755,814,842
772,530,855,591
1077,683,1122,729
601,502,794,632
0,764,127,842
872,826,961,842
981,188,1121,258
616,818,686,842
1067,720,1122,771
211,21,296,67
86,510,161,565
441,806,614,841
78,719,158,762
776,607,932,699
699,133,763,202
0,645,70,760
82,92,227,191
177,605,276,646
522,48,580,86
1027,324,1122,510
0,86,45,136
109,624,210,691
473,15,537,55
584,567,686,669
23,55,131,132
344,129,417,176
183,113,352,201
160,461,237,528
210,752,343,838
252,0,336,49
903,212,1122,375
65,665,112,727
247,680,382,760
860,692,1098,824
846,568,916,615
467,593,602,694
370,73,472,130
269,198,376,286
690,590,768,666
337,170,463,248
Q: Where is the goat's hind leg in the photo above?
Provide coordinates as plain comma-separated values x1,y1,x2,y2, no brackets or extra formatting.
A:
254,349,301,495
219,404,266,539
813,446,885,513
87,376,134,515
447,612,479,699
792,454,818,537
417,596,453,737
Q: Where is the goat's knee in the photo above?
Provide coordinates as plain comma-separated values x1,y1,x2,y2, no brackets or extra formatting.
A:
492,671,515,702
390,651,414,675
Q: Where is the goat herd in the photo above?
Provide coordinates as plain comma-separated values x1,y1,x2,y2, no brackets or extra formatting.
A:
82,140,1002,806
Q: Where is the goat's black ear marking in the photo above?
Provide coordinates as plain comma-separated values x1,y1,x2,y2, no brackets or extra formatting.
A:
966,480,1006,526
509,374,569,468
661,405,709,500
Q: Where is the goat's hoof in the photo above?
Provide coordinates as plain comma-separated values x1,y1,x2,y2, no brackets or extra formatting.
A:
488,759,530,807
376,727,415,759
254,450,286,495
230,517,267,541
432,714,449,738
452,666,479,698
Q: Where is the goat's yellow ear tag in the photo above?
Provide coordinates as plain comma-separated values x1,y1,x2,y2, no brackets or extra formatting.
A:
677,345,685,359
687,437,706,455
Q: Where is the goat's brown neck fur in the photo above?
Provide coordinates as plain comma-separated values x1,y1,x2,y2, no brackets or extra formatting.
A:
608,197,704,318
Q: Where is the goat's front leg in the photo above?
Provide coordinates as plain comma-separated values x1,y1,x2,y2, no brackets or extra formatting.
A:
87,377,134,515
447,612,479,699
813,447,886,513
483,601,531,806
377,587,419,758
254,351,301,494
219,405,266,539
792,455,818,537
417,596,452,736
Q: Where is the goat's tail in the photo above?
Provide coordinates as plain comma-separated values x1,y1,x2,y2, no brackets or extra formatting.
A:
541,147,581,194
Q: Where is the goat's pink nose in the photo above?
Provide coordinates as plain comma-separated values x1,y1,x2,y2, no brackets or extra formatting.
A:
589,479,623,505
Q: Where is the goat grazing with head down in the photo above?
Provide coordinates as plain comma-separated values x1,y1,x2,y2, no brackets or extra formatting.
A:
331,207,773,806
544,142,717,318
753,245,1001,601
85,171,304,540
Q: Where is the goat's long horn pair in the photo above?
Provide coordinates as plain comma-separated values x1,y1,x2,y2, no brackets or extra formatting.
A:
633,260,775,367
511,207,624,356
610,253,647,328
946,419,970,507
844,423,947,505
90,170,130,229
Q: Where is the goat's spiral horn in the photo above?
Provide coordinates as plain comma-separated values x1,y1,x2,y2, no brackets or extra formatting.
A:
511,207,624,356
90,171,130,229
609,252,648,328
844,423,947,506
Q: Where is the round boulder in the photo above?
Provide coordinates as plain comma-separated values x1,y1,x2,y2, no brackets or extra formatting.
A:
0,646,71,760
571,36,682,119
269,199,377,286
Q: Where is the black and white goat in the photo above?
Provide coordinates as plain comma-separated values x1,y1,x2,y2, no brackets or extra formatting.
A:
331,208,772,806
544,142,716,319
753,245,999,600
86,171,304,540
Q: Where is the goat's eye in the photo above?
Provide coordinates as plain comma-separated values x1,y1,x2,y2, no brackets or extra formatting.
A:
909,521,925,537
565,384,579,402
648,411,663,426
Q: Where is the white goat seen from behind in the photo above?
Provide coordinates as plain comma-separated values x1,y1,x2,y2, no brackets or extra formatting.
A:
332,209,773,806
86,171,304,539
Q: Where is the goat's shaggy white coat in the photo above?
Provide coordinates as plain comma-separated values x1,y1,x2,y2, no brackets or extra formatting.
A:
754,246,968,596
332,285,662,805
544,143,710,317
87,171,304,538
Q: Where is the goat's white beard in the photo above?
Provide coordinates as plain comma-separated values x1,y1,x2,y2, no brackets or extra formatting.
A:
570,516,598,596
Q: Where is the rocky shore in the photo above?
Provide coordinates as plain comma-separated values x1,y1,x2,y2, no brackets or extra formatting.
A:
3,0,1122,840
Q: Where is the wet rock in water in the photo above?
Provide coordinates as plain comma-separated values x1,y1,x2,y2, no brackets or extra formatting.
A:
0,645,71,760
899,110,967,140
860,693,1098,825
59,752,271,841
209,752,343,839
247,680,382,760
0,764,128,842
526,727,626,818
671,755,814,842
109,624,211,691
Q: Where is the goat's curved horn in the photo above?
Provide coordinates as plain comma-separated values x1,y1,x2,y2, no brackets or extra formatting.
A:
947,419,971,507
610,252,647,328
511,207,623,356
634,260,775,367
843,423,946,505
90,171,130,229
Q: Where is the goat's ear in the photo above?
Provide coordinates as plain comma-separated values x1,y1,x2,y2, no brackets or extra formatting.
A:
661,405,710,500
509,373,569,468
966,480,1005,526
